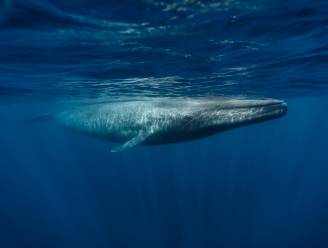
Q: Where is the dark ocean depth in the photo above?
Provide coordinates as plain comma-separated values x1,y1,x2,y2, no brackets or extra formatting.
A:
0,0,328,247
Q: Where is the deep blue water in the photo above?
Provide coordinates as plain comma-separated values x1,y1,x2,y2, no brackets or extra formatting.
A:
1,0,328,247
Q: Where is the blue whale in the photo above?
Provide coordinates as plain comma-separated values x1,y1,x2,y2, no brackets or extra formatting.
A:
51,97,287,152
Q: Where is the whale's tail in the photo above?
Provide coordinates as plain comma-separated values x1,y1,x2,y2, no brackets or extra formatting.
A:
19,114,53,125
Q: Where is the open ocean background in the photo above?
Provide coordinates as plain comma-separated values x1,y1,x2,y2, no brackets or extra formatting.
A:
1,0,328,247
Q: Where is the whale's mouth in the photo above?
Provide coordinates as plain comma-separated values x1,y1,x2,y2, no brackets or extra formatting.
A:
190,98,288,139
241,100,288,123
213,99,288,128
256,100,287,118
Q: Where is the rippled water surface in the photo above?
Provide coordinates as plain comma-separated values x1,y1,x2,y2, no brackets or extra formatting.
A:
1,0,327,99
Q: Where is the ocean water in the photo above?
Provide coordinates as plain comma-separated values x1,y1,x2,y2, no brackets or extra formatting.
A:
1,0,328,247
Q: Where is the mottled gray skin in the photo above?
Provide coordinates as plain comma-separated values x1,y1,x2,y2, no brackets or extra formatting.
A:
54,97,287,150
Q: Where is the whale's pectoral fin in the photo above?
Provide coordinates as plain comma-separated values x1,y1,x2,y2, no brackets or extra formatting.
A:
111,131,150,152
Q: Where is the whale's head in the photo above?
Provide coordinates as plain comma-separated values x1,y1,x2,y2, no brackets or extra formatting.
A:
198,98,287,133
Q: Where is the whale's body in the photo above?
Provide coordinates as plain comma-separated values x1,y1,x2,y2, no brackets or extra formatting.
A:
53,97,287,152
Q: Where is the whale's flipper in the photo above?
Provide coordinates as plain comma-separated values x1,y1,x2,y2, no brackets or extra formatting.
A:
111,131,150,152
